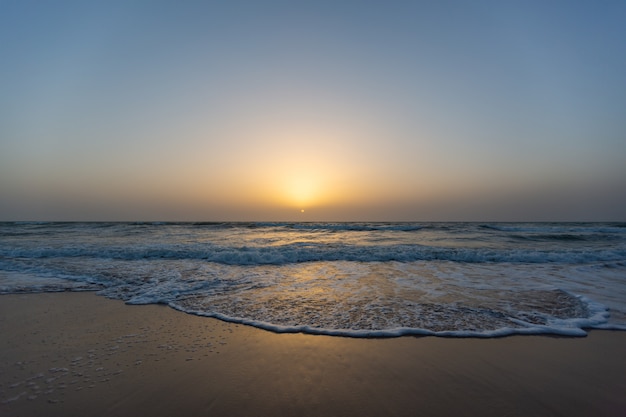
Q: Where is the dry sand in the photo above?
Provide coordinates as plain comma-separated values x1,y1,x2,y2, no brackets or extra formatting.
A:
1,292,625,417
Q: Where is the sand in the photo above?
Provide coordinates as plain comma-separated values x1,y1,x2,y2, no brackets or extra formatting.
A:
1,292,625,417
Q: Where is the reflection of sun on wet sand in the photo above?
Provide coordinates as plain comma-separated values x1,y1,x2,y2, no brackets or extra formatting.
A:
2,292,625,417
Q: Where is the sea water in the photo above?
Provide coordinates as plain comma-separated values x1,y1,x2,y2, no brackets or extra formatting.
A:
1,222,625,337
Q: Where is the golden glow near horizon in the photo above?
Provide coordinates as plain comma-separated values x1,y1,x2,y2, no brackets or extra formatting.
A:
260,155,344,210
214,120,376,213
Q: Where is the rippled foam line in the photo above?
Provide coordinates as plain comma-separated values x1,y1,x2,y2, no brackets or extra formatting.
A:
167,302,603,338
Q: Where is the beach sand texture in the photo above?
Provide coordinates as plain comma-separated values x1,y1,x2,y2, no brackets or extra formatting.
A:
1,292,625,417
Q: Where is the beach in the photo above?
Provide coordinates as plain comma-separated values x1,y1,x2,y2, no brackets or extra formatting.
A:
1,292,625,417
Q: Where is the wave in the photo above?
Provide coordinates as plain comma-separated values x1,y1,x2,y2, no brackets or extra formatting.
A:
4,221,624,235
508,233,623,242
253,222,425,232
481,223,626,234
3,221,625,338
129,288,621,338
480,223,626,244
2,242,624,265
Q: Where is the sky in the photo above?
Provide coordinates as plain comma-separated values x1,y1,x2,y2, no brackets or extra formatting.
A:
1,0,625,221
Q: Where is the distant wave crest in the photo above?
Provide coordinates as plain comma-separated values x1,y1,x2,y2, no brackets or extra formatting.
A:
2,242,624,265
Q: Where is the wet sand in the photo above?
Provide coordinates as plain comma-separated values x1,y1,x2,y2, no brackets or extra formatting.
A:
1,292,625,417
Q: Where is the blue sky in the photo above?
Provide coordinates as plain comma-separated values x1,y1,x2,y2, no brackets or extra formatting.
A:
1,0,625,221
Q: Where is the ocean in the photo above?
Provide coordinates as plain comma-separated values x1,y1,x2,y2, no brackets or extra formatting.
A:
1,221,625,337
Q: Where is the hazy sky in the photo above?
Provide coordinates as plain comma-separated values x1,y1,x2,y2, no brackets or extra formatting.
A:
1,0,625,221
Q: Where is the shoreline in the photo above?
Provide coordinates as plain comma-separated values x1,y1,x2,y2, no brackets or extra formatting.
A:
1,292,625,416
